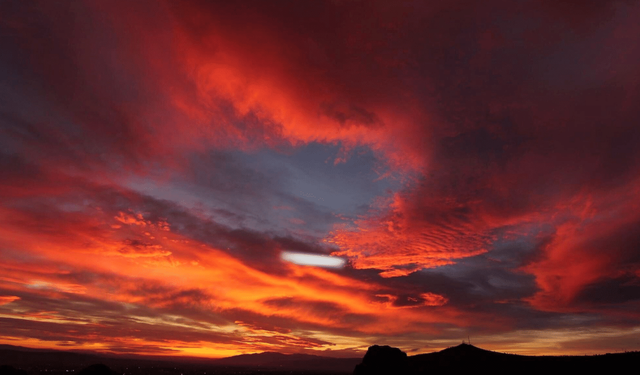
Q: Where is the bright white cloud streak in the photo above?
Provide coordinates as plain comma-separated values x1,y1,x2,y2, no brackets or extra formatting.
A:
281,251,346,268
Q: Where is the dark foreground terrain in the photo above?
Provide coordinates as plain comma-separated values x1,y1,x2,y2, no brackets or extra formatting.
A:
0,345,358,375
2,343,639,375
354,343,640,375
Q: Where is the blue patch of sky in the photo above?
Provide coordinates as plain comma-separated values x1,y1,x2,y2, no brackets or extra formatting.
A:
126,142,403,238
251,142,401,214
421,226,547,296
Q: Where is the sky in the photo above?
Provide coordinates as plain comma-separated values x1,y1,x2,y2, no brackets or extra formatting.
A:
1,0,640,358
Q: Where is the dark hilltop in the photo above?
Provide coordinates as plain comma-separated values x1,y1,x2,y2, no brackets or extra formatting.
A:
354,343,640,375
2,343,640,375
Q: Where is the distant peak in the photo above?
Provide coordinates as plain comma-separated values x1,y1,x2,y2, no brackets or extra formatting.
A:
456,342,475,347
450,342,481,350
438,342,494,356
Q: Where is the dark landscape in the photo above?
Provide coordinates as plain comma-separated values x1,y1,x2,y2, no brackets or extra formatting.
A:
355,343,640,374
0,344,359,375
2,0,640,371
2,344,639,375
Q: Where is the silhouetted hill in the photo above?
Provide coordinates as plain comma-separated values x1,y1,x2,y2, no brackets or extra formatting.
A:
215,351,317,365
354,343,640,375
215,351,361,372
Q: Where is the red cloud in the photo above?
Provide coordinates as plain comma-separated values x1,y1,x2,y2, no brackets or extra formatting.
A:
328,192,492,277
2,0,640,357
0,296,20,306
522,183,640,312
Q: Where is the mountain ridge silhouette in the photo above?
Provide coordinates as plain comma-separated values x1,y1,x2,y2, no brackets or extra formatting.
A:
214,350,361,371
2,343,639,374
354,343,640,374
0,344,360,373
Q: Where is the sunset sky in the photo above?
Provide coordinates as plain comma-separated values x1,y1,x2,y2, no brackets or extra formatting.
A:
1,0,640,358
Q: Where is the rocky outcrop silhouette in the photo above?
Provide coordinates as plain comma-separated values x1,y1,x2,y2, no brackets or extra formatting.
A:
353,345,408,375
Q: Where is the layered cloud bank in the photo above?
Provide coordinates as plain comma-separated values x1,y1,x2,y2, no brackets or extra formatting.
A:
1,0,640,357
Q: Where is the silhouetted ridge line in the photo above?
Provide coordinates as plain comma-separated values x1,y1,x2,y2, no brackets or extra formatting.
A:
354,344,640,374
214,351,361,371
0,344,361,373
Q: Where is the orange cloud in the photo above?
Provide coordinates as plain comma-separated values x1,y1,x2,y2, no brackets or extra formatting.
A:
0,296,20,306
0,191,469,356
374,292,448,308
115,212,148,227
328,192,491,277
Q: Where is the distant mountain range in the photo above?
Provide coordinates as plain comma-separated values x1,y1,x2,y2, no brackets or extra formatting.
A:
0,344,360,373
214,351,361,371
